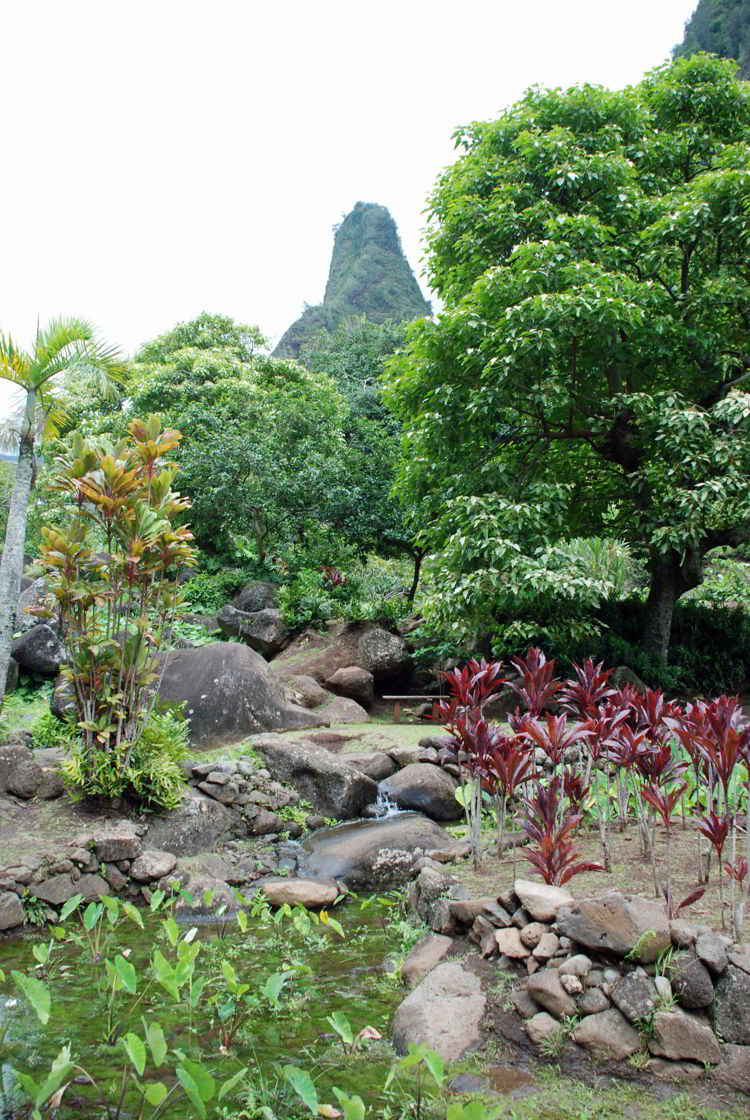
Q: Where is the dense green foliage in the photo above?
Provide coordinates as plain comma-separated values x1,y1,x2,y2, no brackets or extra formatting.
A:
674,0,750,78
385,55,750,663
273,202,430,359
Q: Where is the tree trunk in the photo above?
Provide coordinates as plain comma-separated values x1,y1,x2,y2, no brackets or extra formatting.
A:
642,547,702,662
406,549,423,605
0,388,36,712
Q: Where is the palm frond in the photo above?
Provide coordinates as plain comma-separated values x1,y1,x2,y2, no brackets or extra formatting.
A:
0,415,22,455
0,332,32,387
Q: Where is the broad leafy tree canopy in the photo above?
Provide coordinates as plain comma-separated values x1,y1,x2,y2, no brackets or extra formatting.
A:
385,56,750,657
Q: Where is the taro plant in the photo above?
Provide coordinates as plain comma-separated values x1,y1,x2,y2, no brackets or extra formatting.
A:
32,417,196,807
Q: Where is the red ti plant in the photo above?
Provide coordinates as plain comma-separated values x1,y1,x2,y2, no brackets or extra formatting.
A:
433,658,506,732
506,648,562,719
640,781,704,918
517,712,592,781
559,658,616,719
696,811,731,927
484,736,536,871
583,702,630,871
520,778,604,886
445,712,500,868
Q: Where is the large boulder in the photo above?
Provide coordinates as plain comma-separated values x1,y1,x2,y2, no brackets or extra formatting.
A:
144,787,241,855
0,891,24,931
380,763,462,822
318,697,370,724
231,581,278,613
157,642,325,748
649,1010,721,1064
300,813,461,889
285,675,330,709
271,621,412,688
249,733,377,818
513,880,573,922
326,666,374,709
0,743,35,794
216,605,289,657
11,624,65,675
555,892,670,963
391,961,485,1061
356,627,411,684
255,877,339,909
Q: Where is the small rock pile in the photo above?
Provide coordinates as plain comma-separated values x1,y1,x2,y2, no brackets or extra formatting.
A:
406,871,750,1095
186,754,303,836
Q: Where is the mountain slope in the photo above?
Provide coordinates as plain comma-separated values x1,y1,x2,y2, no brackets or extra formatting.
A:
273,202,430,359
673,0,750,78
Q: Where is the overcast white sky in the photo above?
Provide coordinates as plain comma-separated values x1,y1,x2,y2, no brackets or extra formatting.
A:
1,0,699,416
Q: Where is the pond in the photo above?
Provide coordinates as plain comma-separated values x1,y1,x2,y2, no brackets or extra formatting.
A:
0,890,423,1118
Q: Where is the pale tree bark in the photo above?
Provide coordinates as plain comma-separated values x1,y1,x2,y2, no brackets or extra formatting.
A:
0,387,36,712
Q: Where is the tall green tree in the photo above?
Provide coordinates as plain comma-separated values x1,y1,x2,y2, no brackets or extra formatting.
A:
385,56,750,661
0,318,123,710
674,0,750,78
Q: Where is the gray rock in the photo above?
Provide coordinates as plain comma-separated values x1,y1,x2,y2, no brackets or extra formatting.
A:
177,876,237,916
510,987,540,1019
402,932,454,986
33,872,108,906
7,758,43,799
0,743,34,794
649,1010,721,1064
37,767,65,800
326,666,375,710
520,922,548,948
0,891,24,930
714,965,750,1044
654,975,673,1002
130,850,177,882
670,918,698,948
5,656,19,694
356,627,412,685
251,733,377,818
716,1044,750,1095
50,676,76,720
696,931,729,975
144,787,240,855
380,763,462,822
526,969,577,1020
255,877,339,909
611,971,657,1022
285,674,330,709
728,948,750,974
533,932,560,960
14,578,49,634
300,813,459,890
11,624,65,675
231,580,278,613
318,696,370,724
578,988,611,1015
248,809,282,834
217,605,289,657
513,879,573,922
158,642,324,748
648,1058,705,1083
495,927,531,958
556,891,670,962
671,955,715,1009
559,954,593,978
525,1011,560,1046
572,1008,641,1060
92,823,142,862
338,751,397,782
391,961,485,1060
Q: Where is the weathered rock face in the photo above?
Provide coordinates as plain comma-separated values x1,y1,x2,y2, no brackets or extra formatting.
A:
6,758,43,799
671,954,715,1009
216,606,289,657
338,751,397,782
555,892,670,962
391,961,485,1061
513,880,573,922
526,969,577,1019
11,624,65,675
0,743,36,794
326,666,374,709
717,1044,750,1095
356,628,411,684
157,642,325,748
130,850,177,882
231,581,278,613
284,675,330,709
300,813,459,889
402,932,454,986
318,697,370,724
15,578,49,634
5,657,19,694
0,890,24,931
649,1010,721,1064
714,965,750,1044
610,971,657,1022
380,763,462,822
250,733,377,819
572,1009,641,1060
144,787,241,855
255,877,339,909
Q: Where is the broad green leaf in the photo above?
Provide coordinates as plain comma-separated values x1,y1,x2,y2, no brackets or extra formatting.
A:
151,949,179,1000
30,1044,74,1108
283,1065,318,1113
115,954,137,994
180,1059,215,1102
59,894,84,922
144,1082,168,1106
162,916,179,947
176,1066,206,1118
12,971,50,1024
123,900,144,928
236,909,248,933
423,1047,444,1087
82,902,102,931
332,1089,366,1120
32,944,49,965
218,1067,248,1102
326,1011,353,1046
122,1032,146,1077
144,1019,168,1067
149,888,166,912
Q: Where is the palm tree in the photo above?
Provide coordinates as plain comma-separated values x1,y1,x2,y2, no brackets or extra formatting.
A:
0,317,124,712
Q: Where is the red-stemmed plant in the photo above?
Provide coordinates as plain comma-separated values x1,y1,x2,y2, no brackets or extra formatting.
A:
520,778,604,886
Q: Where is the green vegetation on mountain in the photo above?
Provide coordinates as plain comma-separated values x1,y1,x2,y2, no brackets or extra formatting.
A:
674,0,750,78
273,202,430,359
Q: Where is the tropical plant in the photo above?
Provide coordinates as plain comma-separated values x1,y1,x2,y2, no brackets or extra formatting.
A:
0,317,124,713
31,416,195,806
520,778,604,886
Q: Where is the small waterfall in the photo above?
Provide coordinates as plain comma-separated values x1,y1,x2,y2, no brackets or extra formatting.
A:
366,787,402,819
